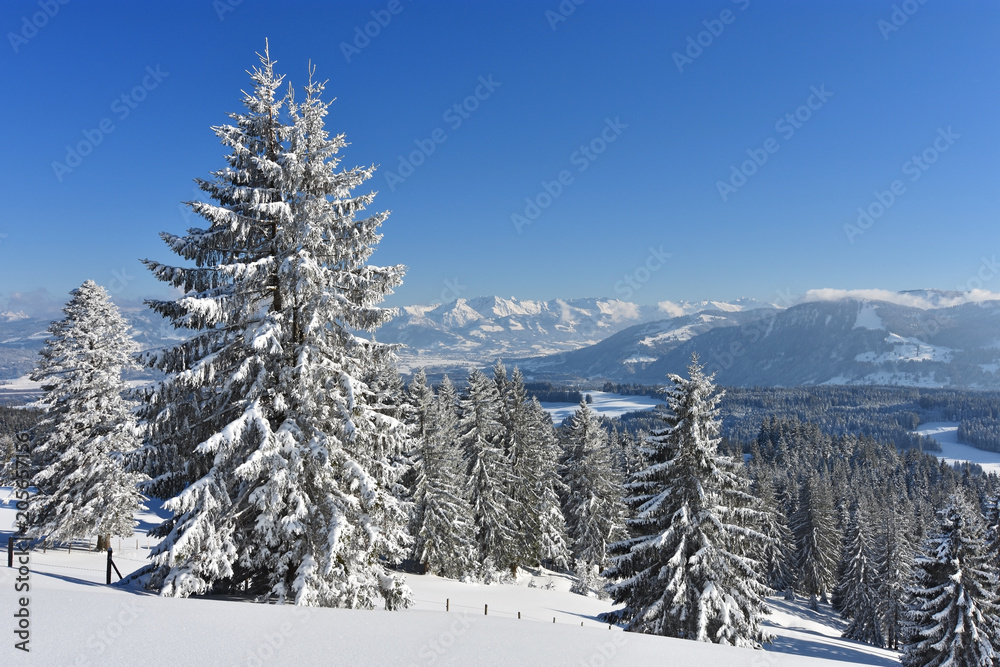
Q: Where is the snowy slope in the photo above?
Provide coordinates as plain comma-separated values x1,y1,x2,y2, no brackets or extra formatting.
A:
915,422,1000,475
0,306,179,385
518,297,1000,389
539,390,663,424
513,308,774,382
379,296,775,376
0,296,775,383
0,487,896,666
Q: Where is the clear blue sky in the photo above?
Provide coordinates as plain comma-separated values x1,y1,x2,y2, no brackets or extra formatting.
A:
1,0,998,316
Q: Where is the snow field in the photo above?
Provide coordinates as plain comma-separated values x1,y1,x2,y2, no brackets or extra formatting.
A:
539,390,662,424
915,422,1000,475
1,488,894,666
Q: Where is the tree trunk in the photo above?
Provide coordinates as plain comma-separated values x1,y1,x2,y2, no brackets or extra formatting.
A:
96,534,110,551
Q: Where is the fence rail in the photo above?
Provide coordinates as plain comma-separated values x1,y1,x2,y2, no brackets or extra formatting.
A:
7,535,133,585
413,596,614,629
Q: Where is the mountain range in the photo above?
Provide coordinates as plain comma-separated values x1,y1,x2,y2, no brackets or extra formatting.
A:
513,294,1000,389
2,291,998,391
380,295,773,374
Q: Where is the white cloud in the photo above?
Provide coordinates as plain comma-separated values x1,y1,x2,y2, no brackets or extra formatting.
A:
596,299,640,322
657,300,686,317
801,288,1000,310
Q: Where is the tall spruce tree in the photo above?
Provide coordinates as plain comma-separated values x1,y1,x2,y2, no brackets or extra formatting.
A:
408,369,477,578
837,503,884,647
790,474,840,608
754,475,794,593
460,368,518,570
132,47,411,608
561,400,625,568
28,281,145,551
902,495,999,667
984,492,1000,574
525,396,571,569
495,363,537,566
604,357,772,648
876,489,914,651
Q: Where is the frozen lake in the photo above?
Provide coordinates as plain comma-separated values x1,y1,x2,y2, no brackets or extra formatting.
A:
539,390,663,424
915,422,1000,475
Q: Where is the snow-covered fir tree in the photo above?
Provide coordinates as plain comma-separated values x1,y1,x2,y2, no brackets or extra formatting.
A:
460,368,518,570
525,396,571,569
28,280,145,551
131,47,411,608
408,369,478,578
754,475,794,594
604,357,772,648
435,375,463,467
570,558,610,599
492,361,570,569
790,474,840,609
561,400,625,569
837,503,884,647
876,489,914,651
494,362,537,566
984,491,1000,573
902,495,999,667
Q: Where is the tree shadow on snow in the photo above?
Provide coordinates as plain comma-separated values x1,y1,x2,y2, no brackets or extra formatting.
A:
134,495,172,534
33,569,119,590
767,597,847,631
765,634,898,667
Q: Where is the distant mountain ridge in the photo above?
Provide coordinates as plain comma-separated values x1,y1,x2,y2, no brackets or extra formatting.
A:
0,307,182,382
379,295,775,374
0,295,774,383
4,291,998,391
514,296,1000,389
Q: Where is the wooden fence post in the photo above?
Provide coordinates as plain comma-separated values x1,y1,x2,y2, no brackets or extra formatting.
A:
484,604,488,616
7,536,12,568
446,598,449,612
106,548,123,584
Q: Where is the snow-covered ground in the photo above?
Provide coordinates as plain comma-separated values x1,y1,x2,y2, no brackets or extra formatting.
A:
539,390,662,424
854,333,953,364
0,486,898,666
0,375,42,403
0,375,153,404
914,422,1000,475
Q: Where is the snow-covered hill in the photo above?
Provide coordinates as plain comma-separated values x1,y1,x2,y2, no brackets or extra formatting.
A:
380,295,774,376
916,422,1000,475
516,296,1000,389
5,290,998,390
0,296,773,383
0,305,180,383
0,487,897,666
